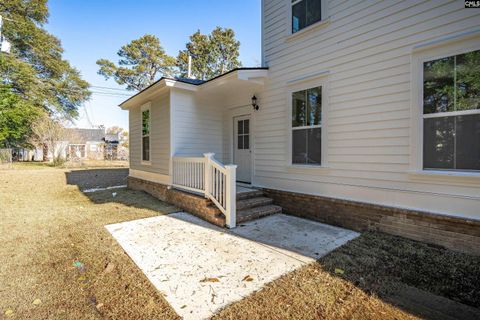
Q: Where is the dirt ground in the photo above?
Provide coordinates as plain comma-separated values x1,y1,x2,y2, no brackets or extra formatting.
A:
0,167,479,319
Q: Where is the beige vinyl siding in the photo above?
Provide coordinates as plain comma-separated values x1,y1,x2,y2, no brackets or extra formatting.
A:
171,89,225,159
129,92,170,174
258,0,480,219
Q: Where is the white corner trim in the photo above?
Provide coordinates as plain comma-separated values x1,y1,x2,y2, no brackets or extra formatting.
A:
129,169,171,185
287,70,330,86
412,28,480,52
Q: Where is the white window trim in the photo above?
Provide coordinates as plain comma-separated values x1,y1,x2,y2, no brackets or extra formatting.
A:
285,0,328,40
286,73,329,170
410,33,480,178
141,102,152,165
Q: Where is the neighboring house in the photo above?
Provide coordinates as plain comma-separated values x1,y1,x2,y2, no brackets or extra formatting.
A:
11,128,124,161
120,1,480,255
64,128,105,160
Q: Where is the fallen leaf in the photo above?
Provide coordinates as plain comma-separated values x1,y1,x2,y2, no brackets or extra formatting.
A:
334,268,345,275
4,309,14,317
73,261,86,272
242,275,254,282
103,262,115,274
78,276,87,282
33,299,42,305
200,277,220,283
181,305,187,309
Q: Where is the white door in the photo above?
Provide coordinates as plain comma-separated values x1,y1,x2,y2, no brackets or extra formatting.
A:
234,115,252,183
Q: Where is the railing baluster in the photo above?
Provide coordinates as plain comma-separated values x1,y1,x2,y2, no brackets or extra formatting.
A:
172,154,236,228
223,174,226,207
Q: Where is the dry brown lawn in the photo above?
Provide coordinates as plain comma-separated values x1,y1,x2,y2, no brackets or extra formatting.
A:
1,167,479,319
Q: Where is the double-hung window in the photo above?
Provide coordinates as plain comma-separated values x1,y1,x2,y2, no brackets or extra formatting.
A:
422,49,480,171
291,0,322,33
141,107,151,162
292,86,322,165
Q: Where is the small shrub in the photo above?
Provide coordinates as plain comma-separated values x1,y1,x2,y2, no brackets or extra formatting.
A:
52,155,66,167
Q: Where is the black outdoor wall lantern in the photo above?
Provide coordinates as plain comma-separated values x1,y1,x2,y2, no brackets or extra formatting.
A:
251,95,259,111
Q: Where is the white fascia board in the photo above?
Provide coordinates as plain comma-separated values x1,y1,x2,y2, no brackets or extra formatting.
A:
119,81,169,110
237,69,269,81
164,79,198,91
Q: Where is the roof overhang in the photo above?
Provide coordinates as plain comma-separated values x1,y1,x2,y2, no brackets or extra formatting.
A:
118,68,268,110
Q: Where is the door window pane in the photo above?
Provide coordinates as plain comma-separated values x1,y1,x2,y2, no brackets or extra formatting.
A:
244,119,249,134
244,135,249,150
237,135,243,150
423,117,454,169
238,120,244,134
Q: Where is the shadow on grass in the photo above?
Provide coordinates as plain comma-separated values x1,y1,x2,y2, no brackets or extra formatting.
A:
65,169,480,319
161,212,480,320
65,168,129,191
65,168,178,213
319,232,480,319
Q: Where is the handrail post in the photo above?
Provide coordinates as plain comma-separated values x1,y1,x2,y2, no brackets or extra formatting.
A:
203,153,214,198
225,164,237,228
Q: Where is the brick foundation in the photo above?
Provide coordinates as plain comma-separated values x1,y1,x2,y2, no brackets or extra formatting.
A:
127,176,225,226
127,175,479,255
263,188,480,255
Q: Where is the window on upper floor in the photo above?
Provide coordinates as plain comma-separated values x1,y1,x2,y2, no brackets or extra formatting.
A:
292,86,322,165
292,0,322,33
142,107,150,162
422,49,480,171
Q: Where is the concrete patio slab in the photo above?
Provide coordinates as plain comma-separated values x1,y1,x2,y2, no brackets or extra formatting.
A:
106,213,359,320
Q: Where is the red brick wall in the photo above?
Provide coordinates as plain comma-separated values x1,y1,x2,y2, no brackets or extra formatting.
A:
263,188,480,256
127,176,225,226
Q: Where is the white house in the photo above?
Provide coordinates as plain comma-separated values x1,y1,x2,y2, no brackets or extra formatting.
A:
120,0,480,255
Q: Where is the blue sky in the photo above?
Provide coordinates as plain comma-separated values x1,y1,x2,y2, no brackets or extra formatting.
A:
45,0,261,130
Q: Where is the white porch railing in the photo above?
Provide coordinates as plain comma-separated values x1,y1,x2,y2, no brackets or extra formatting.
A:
172,153,237,228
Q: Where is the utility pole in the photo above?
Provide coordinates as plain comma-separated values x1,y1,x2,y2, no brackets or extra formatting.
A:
0,15,12,53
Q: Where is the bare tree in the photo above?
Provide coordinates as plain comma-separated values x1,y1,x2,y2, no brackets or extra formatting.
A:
30,115,79,166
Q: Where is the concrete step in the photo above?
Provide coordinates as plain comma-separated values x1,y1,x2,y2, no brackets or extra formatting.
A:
236,190,264,200
236,204,282,224
237,196,274,210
